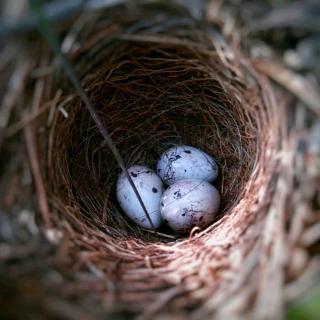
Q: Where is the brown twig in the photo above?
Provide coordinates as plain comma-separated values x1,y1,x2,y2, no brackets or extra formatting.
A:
254,59,320,117
25,125,52,228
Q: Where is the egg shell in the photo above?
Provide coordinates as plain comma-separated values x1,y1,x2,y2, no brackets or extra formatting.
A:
160,179,220,232
116,165,164,229
157,145,218,185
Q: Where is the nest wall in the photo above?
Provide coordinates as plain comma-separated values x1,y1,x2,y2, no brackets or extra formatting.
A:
38,8,288,319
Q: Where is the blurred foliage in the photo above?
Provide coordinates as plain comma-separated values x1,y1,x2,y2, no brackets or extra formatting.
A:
286,288,320,320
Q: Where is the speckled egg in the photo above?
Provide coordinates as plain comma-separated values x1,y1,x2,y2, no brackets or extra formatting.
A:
116,165,164,229
157,145,218,185
160,179,220,232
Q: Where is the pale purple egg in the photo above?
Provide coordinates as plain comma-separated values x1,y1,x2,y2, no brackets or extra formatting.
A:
157,145,218,185
160,179,220,232
116,165,164,229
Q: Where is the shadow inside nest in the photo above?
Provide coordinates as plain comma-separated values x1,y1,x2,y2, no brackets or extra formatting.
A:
44,28,268,242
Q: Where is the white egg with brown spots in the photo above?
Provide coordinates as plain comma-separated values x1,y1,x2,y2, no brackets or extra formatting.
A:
160,179,220,232
157,145,218,185
116,165,164,229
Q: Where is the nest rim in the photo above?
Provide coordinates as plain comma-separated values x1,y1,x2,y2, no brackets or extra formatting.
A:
36,11,285,317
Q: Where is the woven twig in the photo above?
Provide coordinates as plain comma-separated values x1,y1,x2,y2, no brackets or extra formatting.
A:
22,3,320,319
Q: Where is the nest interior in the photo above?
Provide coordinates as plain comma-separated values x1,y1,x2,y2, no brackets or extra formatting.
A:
40,9,284,318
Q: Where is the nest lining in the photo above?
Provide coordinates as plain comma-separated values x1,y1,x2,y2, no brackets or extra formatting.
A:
40,16,282,317
49,39,265,237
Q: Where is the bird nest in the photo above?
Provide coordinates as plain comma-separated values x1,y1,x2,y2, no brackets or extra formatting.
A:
32,4,319,320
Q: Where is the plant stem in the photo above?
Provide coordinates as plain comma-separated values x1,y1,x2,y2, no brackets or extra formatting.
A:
29,0,155,230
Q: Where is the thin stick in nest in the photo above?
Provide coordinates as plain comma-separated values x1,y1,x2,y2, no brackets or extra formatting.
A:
30,0,174,237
